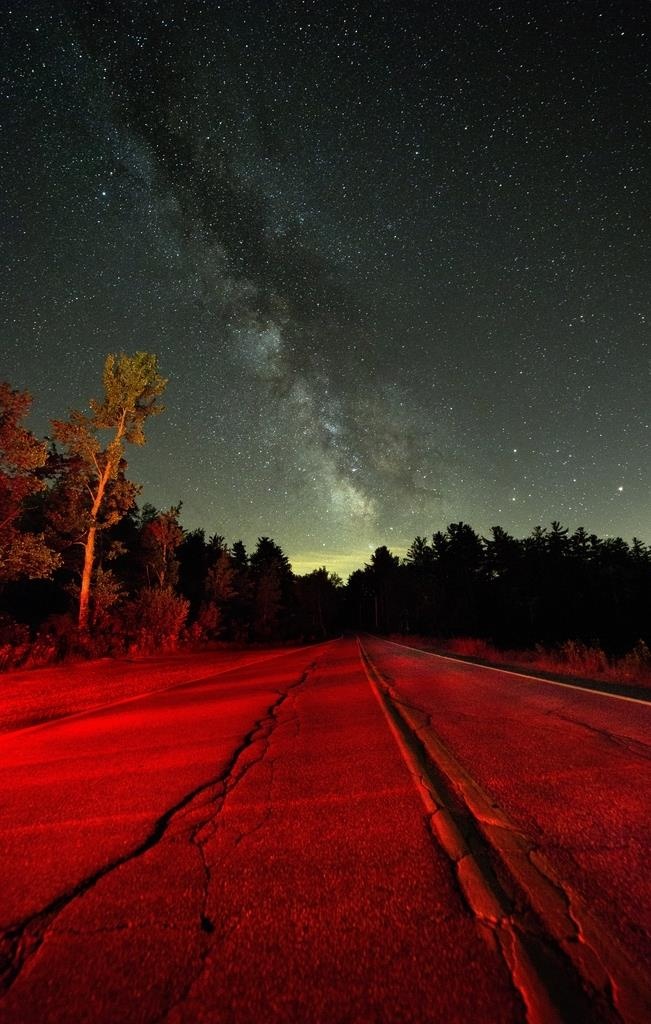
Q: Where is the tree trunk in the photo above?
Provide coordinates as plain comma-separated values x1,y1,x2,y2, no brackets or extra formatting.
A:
78,525,97,631
78,453,113,632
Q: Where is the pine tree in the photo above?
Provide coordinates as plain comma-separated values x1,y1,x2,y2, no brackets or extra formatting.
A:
51,353,166,630
250,537,293,639
366,546,400,632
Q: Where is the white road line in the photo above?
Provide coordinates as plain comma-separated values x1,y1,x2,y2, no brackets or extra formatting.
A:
366,635,651,706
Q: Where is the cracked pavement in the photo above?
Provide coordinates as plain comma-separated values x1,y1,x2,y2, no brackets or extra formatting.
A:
360,635,651,1014
0,637,648,1022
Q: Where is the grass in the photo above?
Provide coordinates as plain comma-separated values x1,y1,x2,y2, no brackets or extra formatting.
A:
389,635,651,691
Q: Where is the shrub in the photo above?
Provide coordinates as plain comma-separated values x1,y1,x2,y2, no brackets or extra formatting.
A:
556,640,608,677
195,600,222,640
29,613,117,664
447,636,494,659
614,640,651,681
124,587,189,653
0,615,31,670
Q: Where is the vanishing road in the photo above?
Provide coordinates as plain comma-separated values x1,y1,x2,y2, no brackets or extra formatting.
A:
0,636,649,1023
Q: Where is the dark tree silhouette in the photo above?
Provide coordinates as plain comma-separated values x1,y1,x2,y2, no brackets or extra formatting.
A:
176,529,210,617
250,537,294,640
0,382,60,582
295,567,342,639
366,546,401,632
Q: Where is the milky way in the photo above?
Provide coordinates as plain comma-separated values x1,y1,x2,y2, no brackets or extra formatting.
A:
1,2,648,575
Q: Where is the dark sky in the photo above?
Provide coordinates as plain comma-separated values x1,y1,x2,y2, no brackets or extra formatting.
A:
1,1,649,576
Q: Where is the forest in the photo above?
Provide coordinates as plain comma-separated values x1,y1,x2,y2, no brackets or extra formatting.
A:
1,353,650,672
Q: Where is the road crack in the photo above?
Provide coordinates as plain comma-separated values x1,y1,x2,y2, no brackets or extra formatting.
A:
150,666,312,1024
357,638,636,1024
546,711,651,760
0,665,314,1005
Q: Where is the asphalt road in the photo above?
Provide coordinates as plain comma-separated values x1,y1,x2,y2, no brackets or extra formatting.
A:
0,636,648,1023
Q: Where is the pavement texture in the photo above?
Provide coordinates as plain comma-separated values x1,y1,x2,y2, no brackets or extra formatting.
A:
0,639,520,1023
361,636,651,991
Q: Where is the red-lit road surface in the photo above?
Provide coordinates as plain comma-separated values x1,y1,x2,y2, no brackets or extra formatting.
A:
0,638,647,1023
360,635,651,1023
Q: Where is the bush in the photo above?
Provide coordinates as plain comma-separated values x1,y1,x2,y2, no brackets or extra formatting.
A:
614,640,651,681
123,587,189,653
0,615,31,670
30,613,115,664
556,640,608,677
447,636,494,659
195,600,222,640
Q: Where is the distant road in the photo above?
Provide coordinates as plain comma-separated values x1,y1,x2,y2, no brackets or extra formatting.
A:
0,637,648,1023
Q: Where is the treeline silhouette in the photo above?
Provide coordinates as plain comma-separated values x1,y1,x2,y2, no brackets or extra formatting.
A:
5,511,651,665
347,523,651,652
3,503,344,660
2,358,650,667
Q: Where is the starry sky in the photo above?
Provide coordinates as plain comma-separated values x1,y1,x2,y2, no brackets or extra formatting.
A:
1,1,649,577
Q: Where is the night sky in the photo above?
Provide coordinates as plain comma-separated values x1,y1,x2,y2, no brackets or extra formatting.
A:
1,1,649,577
